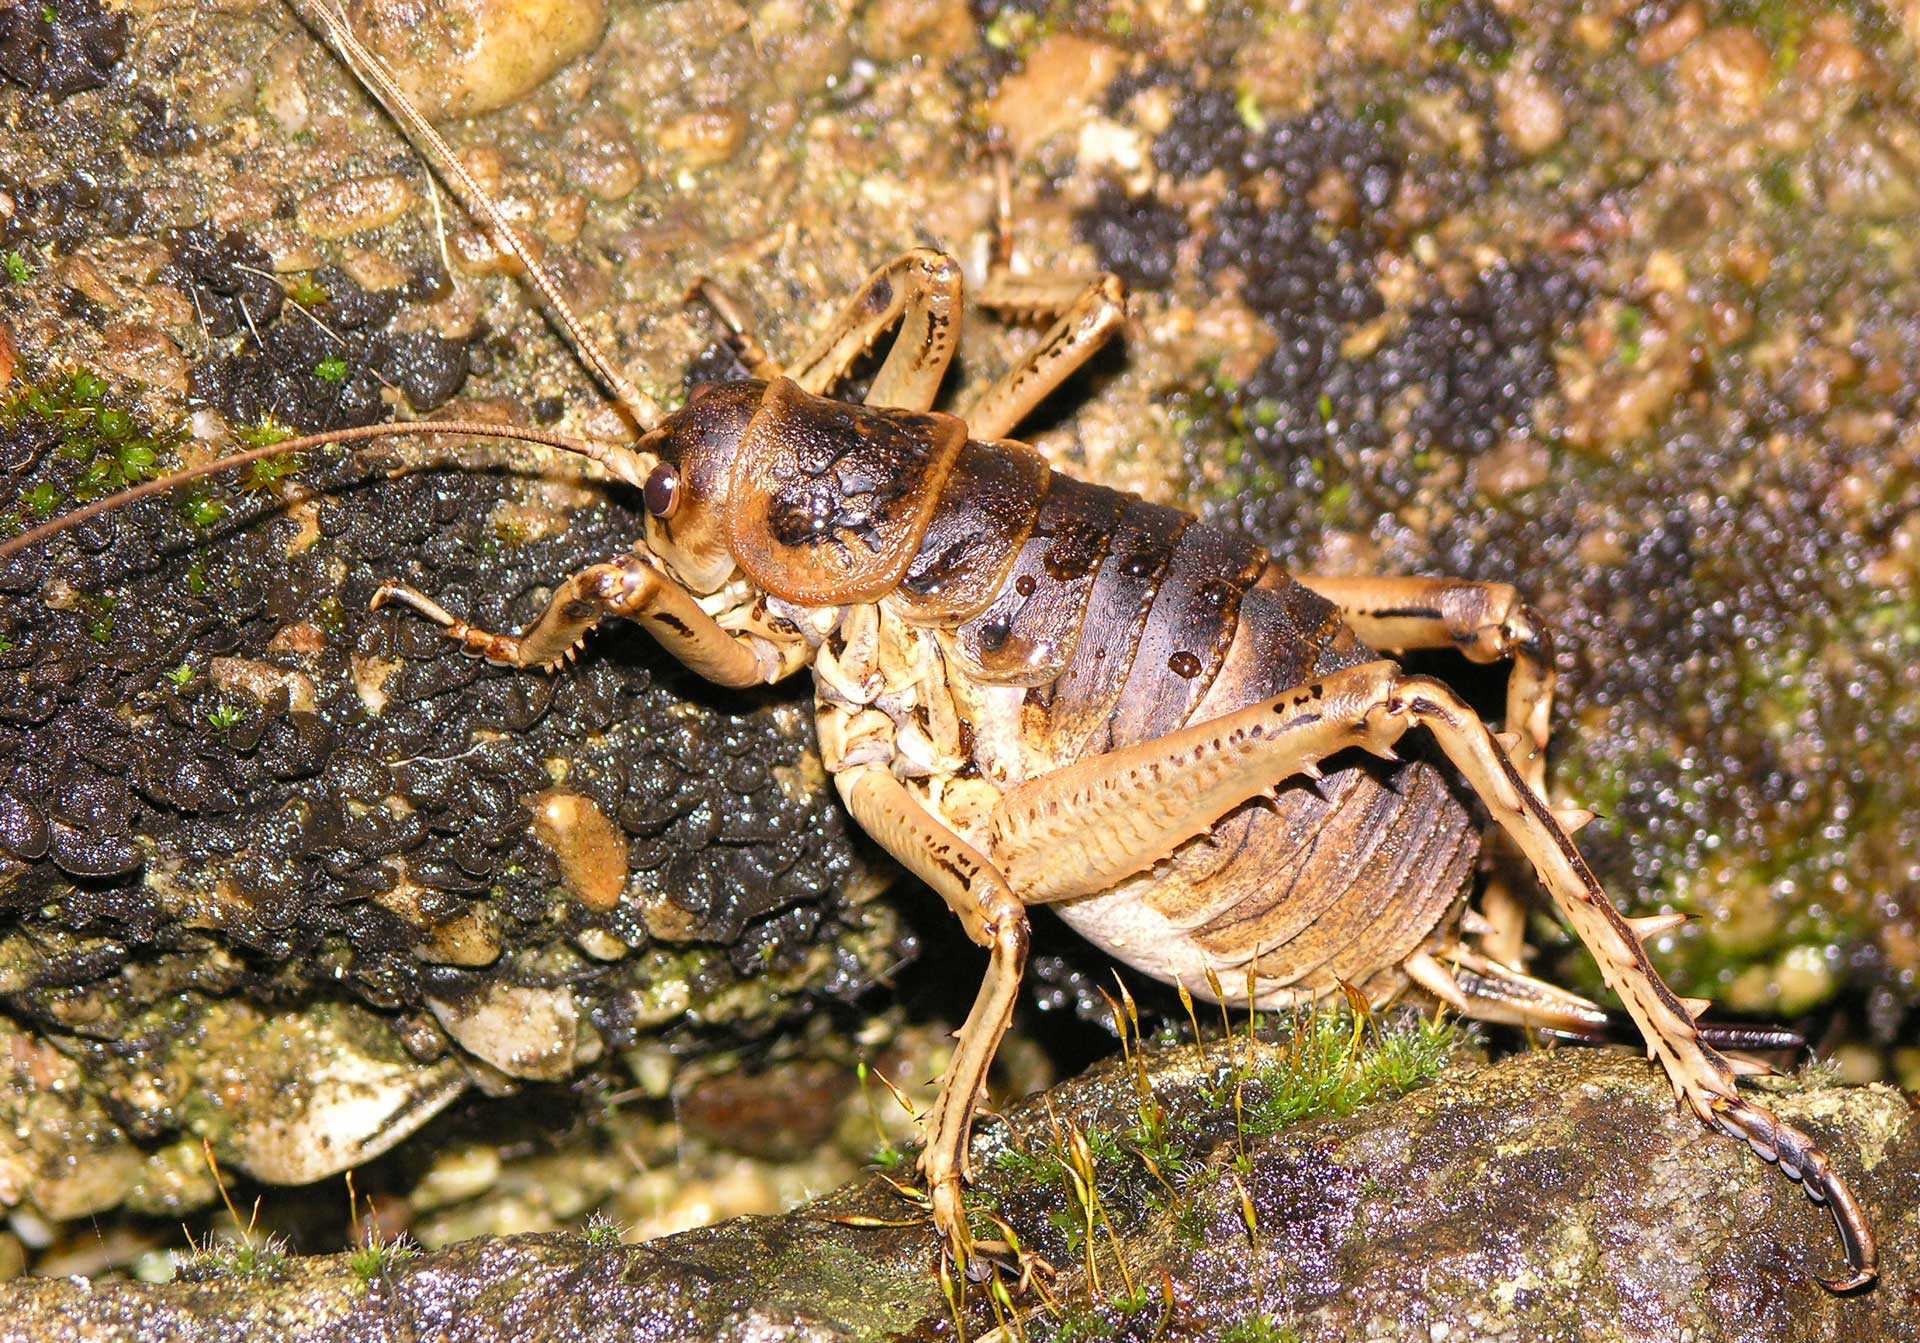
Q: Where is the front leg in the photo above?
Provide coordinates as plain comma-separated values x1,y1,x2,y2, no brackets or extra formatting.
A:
834,762,1029,1275
783,248,966,411
373,553,801,686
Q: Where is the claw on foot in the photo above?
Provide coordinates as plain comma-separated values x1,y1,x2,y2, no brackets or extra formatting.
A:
1713,1095,1877,1292
930,1173,977,1277
372,580,522,664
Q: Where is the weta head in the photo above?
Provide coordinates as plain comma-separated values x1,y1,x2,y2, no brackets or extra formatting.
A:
641,376,966,607
632,379,767,596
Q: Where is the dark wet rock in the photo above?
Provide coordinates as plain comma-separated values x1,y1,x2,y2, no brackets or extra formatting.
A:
0,368,897,1207
1076,181,1187,291
1,1045,1911,1342
160,233,472,431
0,0,127,100
0,160,148,252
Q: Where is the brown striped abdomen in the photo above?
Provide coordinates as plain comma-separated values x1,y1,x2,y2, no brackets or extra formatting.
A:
897,455,1478,1001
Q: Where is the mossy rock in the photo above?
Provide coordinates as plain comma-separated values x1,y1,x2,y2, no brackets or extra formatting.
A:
3,1033,1912,1342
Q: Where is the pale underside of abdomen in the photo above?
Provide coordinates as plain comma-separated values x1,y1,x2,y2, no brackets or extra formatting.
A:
1046,761,1477,1006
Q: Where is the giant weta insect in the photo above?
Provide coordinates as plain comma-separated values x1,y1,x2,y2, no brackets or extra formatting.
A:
0,0,1876,1292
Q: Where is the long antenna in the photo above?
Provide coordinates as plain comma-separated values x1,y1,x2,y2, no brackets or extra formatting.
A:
283,0,658,431
0,419,656,561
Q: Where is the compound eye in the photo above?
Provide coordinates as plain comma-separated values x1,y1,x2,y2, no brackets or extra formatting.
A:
643,463,681,519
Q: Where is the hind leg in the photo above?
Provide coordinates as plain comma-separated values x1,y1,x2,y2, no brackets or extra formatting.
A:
1448,944,1803,1063
1299,574,1557,969
1363,675,1874,1291
985,661,1875,1290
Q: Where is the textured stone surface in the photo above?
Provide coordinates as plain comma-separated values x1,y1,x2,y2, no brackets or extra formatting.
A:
1,1043,1911,1342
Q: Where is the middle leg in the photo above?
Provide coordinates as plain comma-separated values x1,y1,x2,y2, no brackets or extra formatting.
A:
964,137,1130,441
966,272,1128,441
835,762,1030,1273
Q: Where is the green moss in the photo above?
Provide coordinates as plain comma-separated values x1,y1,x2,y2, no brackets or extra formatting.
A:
1719,0,1810,73
984,10,1038,51
1235,85,1268,133
579,1211,626,1246
1759,158,1802,208
182,490,228,529
1052,1306,1114,1341
21,482,60,518
1242,1011,1457,1137
243,452,302,492
236,419,295,449
348,1232,419,1281
1221,1317,1302,1343
1614,304,1645,365
3,251,31,283
173,1233,289,1283
0,369,184,527
287,274,328,306
979,1007,1459,1321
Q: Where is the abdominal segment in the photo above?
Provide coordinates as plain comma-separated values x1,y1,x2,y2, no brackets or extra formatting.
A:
1050,761,1477,1004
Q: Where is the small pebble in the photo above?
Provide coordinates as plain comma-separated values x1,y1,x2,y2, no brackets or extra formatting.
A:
346,0,608,119
1798,18,1878,91
862,0,974,62
656,109,747,169
1635,1,1702,66
562,115,644,200
96,322,187,393
1496,67,1565,157
985,34,1123,157
342,246,410,292
528,789,629,911
413,903,503,967
450,225,540,276
296,173,415,240
1676,27,1772,121
1819,125,1920,220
